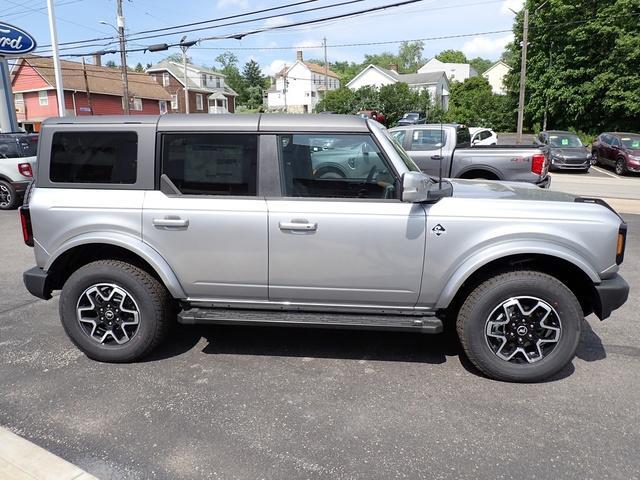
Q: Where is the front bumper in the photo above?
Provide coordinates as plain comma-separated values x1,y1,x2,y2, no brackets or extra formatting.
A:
593,274,629,320
549,159,590,170
23,266,53,300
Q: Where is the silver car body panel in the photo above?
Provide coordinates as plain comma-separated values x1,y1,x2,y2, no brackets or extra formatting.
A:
27,114,624,316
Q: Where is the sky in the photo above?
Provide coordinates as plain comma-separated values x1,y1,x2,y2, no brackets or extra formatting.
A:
3,0,524,75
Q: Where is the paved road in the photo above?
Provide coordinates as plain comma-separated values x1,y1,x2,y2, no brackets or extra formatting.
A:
551,166,640,203
1,208,639,480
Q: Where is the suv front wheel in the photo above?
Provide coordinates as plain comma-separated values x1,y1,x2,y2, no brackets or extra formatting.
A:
456,270,582,382
0,180,18,210
59,260,173,362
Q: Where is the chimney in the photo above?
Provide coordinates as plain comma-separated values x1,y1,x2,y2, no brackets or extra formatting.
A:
93,54,101,67
296,50,303,62
388,63,398,72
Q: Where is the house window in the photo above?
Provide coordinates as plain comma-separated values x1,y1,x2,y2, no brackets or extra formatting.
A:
132,97,143,111
14,93,24,104
159,100,168,115
171,94,178,110
196,93,204,111
200,73,207,86
38,91,48,106
163,73,170,87
216,77,221,88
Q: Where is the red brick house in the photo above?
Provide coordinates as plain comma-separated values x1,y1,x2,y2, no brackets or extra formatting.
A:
11,56,172,132
146,60,237,114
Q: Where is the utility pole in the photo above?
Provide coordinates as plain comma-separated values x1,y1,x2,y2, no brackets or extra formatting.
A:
516,7,529,144
323,37,328,111
46,0,66,117
116,0,130,115
181,40,190,114
542,41,553,131
283,65,288,113
82,58,94,115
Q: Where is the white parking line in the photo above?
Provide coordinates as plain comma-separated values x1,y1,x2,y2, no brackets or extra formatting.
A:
592,166,619,178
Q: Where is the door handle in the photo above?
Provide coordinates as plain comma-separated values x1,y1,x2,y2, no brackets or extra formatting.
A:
279,220,318,231
153,217,189,229
431,155,444,161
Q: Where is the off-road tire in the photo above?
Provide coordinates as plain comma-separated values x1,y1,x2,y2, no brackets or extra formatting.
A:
456,270,582,383
0,179,18,210
59,260,174,362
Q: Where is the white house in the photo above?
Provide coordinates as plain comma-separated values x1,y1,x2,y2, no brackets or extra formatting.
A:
267,51,340,113
346,64,450,111
418,58,477,83
482,60,511,95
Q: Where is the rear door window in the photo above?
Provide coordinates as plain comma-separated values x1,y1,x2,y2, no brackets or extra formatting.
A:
0,138,20,158
161,134,258,196
50,131,137,184
410,129,446,151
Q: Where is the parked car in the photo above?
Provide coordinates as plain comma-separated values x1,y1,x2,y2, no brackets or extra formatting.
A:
397,112,427,126
535,131,591,172
592,132,640,175
0,133,38,209
20,114,628,382
469,127,498,146
357,109,386,126
389,124,550,187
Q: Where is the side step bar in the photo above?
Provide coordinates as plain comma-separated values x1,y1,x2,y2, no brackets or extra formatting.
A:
178,308,443,334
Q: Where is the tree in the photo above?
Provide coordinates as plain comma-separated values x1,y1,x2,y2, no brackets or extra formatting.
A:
134,62,144,73
469,57,493,75
398,41,425,72
242,60,265,109
445,76,497,127
435,49,468,64
504,0,640,133
215,52,245,101
104,60,117,68
165,53,192,64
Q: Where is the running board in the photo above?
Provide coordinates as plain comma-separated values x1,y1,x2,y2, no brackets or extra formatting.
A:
177,308,443,334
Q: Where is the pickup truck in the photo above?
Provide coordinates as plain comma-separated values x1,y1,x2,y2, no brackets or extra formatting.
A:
0,133,38,209
20,114,628,382
389,124,550,187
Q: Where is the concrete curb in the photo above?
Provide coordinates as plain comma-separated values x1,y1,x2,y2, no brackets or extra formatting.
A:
0,427,98,480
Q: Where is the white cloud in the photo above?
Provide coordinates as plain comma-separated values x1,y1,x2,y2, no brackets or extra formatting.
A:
265,59,288,76
462,34,514,59
263,16,291,29
500,0,524,14
217,0,249,8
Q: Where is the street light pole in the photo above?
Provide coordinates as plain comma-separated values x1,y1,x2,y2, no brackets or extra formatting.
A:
46,0,66,117
116,0,130,115
516,7,529,144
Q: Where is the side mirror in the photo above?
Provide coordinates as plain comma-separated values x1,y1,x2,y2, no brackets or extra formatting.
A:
401,171,430,203
472,138,479,146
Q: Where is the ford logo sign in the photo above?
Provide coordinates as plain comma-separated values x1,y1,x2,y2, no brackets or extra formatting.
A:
0,22,37,56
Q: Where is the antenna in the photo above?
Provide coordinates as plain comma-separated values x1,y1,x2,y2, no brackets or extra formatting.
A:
438,119,443,189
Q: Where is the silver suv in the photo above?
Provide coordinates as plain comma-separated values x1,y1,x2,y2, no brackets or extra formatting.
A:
20,114,629,382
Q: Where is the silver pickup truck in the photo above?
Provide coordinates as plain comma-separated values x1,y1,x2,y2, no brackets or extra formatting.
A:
389,124,550,187
20,114,628,382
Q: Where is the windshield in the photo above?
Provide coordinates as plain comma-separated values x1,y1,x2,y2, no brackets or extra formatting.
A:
620,135,640,149
387,132,421,172
548,133,583,148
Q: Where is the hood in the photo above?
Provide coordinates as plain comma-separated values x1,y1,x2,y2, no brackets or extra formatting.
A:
449,179,577,202
550,147,589,158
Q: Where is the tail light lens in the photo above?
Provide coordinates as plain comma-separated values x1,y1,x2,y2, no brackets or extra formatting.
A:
19,206,34,247
18,163,33,177
616,223,627,265
531,154,545,175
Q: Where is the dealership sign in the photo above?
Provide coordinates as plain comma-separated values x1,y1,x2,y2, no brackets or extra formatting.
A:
0,22,37,56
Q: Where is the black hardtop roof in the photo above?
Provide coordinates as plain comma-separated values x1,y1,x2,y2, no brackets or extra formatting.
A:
42,113,370,133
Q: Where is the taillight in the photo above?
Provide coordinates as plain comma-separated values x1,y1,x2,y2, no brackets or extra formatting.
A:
531,154,545,175
19,206,34,247
616,223,627,265
18,163,33,177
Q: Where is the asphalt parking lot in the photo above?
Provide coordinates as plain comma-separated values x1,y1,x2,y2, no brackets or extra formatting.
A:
1,177,640,479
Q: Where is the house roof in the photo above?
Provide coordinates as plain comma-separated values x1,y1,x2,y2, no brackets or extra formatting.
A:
482,60,511,76
146,60,238,97
276,61,339,79
346,64,447,89
13,55,171,100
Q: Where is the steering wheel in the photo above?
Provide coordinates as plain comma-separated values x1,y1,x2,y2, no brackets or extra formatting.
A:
365,165,378,183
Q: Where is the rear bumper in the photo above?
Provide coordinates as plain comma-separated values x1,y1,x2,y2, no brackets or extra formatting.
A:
593,274,629,320
23,266,52,300
536,175,551,188
11,180,30,194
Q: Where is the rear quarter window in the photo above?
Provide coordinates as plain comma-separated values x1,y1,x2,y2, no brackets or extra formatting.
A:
50,131,137,184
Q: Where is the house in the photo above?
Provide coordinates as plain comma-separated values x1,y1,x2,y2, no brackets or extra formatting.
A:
418,58,477,83
482,60,511,95
146,60,238,114
346,64,450,111
10,55,172,132
267,51,340,113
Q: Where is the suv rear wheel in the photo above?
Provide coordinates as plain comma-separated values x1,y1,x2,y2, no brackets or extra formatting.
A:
59,260,173,362
0,180,17,210
456,270,582,382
